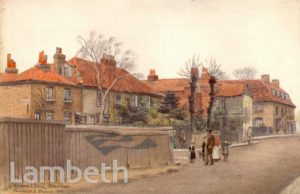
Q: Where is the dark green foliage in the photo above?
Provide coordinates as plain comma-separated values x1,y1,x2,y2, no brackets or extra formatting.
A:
116,98,149,124
159,92,179,114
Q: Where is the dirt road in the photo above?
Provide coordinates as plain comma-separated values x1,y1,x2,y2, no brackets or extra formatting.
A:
68,136,300,194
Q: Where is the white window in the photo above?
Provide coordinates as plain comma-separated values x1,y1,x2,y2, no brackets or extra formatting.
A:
145,96,151,108
64,88,72,102
89,116,95,124
64,112,72,125
116,93,122,105
130,95,138,106
34,112,41,120
271,89,276,96
96,90,102,106
46,112,54,121
254,118,263,127
46,87,54,100
255,104,263,112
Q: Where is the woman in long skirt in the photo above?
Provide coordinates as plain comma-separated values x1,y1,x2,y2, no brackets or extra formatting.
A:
212,131,221,161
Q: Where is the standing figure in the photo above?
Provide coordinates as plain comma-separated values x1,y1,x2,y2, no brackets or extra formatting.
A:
205,130,215,165
212,130,221,161
178,128,186,148
189,143,196,163
247,127,253,144
222,139,230,161
201,137,206,161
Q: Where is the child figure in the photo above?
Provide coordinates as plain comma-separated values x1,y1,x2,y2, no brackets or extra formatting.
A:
222,139,230,161
189,143,196,163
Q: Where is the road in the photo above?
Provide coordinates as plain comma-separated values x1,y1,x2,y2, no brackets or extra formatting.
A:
68,136,300,194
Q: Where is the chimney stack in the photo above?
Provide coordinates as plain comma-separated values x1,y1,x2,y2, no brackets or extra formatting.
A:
37,50,50,72
261,74,270,84
272,79,280,88
147,69,159,82
53,47,66,73
100,53,116,67
5,54,18,74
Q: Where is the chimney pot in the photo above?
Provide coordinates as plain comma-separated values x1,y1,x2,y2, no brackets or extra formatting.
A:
261,74,270,84
38,50,45,64
5,53,18,74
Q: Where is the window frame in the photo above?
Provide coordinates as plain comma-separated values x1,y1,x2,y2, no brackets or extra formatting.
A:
64,88,72,102
96,89,102,106
64,111,72,125
34,112,41,120
45,111,54,121
116,93,122,105
46,87,55,101
255,104,264,112
130,95,138,107
254,117,264,127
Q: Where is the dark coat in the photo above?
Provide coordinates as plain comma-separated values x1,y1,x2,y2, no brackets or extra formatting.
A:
206,134,215,154
189,145,196,159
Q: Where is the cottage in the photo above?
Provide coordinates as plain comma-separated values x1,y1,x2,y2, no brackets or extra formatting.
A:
0,51,82,124
67,55,162,124
213,81,252,140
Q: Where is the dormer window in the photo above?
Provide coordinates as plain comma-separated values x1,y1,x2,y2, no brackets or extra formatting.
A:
63,66,70,77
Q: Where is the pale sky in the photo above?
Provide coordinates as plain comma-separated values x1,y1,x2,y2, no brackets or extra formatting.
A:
1,0,300,111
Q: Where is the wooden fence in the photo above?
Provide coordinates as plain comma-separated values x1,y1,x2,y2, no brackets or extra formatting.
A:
0,118,173,184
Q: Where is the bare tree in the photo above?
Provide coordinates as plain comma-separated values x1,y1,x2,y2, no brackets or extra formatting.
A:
77,31,136,123
32,86,52,119
233,67,257,80
178,54,202,134
205,57,230,80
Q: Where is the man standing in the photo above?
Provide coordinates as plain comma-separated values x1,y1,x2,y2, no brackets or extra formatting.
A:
247,127,253,144
205,130,215,165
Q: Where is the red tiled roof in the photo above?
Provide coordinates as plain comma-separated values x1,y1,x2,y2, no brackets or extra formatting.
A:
0,73,18,82
215,81,247,97
222,80,295,107
144,72,215,116
68,57,159,95
0,65,76,86
143,78,190,93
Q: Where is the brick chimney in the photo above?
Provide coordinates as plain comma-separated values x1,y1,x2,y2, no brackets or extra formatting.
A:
100,53,116,67
37,50,50,72
147,69,159,82
5,54,18,74
272,79,280,88
53,47,66,72
261,74,270,84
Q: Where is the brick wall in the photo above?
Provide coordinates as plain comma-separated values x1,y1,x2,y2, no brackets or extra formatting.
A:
31,83,82,124
0,83,32,118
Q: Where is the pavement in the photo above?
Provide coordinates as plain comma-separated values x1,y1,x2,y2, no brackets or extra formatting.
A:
63,135,300,194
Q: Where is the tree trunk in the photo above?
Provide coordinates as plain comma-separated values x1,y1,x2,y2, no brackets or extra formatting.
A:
189,75,197,134
207,76,216,130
